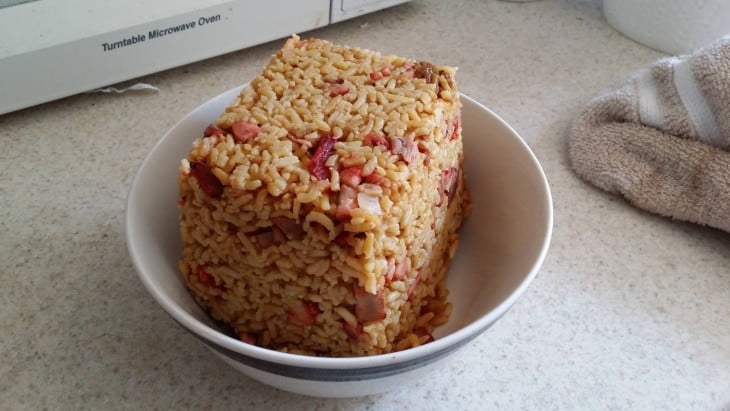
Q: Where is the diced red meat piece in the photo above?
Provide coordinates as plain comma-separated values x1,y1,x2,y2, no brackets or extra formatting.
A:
364,132,389,149
255,230,275,248
438,192,447,208
363,172,384,186
369,67,392,81
197,268,214,285
323,76,344,84
385,257,396,283
339,166,363,188
390,138,403,155
189,161,223,197
450,116,461,140
308,134,336,180
197,268,225,290
287,300,319,326
390,137,418,164
272,226,286,244
335,185,358,221
407,270,421,301
203,124,225,137
342,321,364,341
421,151,432,167
440,167,459,205
354,286,386,323
403,140,419,163
272,217,304,240
329,82,349,97
238,332,257,345
393,259,409,281
231,121,260,143
413,61,437,83
334,232,350,247
443,112,462,141
250,226,278,241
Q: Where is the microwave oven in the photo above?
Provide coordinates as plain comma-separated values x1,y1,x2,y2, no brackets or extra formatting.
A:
0,0,411,114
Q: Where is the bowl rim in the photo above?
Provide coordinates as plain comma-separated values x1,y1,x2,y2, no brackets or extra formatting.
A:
126,87,553,370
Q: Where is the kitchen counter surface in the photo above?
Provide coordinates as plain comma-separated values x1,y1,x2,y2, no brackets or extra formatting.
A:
2,0,728,409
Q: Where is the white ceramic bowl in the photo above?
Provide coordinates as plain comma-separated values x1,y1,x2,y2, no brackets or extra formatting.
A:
126,85,552,397
603,0,730,55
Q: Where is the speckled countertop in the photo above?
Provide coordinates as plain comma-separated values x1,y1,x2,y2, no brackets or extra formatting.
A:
2,0,728,409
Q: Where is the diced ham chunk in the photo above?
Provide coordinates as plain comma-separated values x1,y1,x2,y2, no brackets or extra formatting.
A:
329,82,349,97
450,116,461,140
272,217,304,240
407,270,421,301
287,300,320,326
369,67,392,81
342,321,364,341
308,134,335,180
231,121,260,143
390,137,419,164
197,268,214,285
189,161,223,197
254,230,275,248
413,61,437,83
334,232,351,247
238,332,257,345
383,257,411,284
440,167,459,205
339,166,363,188
364,172,384,186
335,185,358,221
364,132,389,149
272,226,286,244
197,268,225,290
354,286,386,323
393,259,409,281
385,257,397,283
203,124,225,137
323,76,344,84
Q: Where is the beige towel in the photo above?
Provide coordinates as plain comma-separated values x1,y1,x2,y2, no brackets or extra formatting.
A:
569,36,730,233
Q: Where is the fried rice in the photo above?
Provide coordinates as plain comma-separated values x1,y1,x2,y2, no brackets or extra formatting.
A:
177,36,471,356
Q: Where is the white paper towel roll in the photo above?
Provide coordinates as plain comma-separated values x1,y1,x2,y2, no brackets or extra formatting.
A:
603,0,730,55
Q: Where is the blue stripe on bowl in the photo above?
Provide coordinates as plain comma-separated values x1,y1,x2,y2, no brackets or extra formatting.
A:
173,317,490,381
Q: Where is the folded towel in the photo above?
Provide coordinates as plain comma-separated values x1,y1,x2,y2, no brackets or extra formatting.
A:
569,36,730,233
